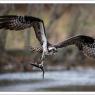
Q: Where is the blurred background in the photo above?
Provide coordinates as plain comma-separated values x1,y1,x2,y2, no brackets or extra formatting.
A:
0,4,95,91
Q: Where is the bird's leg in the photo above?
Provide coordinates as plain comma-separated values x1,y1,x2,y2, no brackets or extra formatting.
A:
29,45,57,79
39,46,57,78
29,47,45,78
31,62,45,79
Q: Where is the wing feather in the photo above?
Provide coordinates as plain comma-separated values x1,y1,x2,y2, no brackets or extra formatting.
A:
0,15,19,30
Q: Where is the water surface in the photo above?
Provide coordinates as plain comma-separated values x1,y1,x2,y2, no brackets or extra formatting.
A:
0,68,95,91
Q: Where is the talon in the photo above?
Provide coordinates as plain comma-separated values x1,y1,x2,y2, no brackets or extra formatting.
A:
30,63,45,79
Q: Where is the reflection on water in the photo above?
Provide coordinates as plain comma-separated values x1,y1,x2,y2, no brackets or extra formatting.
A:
0,68,95,91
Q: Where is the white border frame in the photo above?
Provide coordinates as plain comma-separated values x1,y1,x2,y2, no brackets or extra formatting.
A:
0,1,95,3
0,1,95,95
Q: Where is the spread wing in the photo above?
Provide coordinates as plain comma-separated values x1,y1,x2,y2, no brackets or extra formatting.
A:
54,35,95,50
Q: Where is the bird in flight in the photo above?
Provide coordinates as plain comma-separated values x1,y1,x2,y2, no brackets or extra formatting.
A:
1,16,94,78
0,15,56,76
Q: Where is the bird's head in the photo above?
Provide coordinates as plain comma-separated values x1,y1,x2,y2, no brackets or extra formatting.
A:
48,46,57,55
